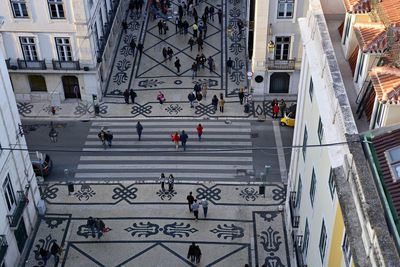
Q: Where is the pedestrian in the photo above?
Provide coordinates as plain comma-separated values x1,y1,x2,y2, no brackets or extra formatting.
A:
162,47,168,60
137,42,144,54
175,17,179,32
95,218,104,239
174,57,181,72
188,92,196,108
157,91,166,104
219,94,225,113
171,131,180,150
191,199,199,220
160,173,166,191
183,20,189,34
188,37,195,51
187,242,197,263
200,198,208,217
204,6,209,19
186,192,195,212
218,9,222,24
105,130,113,147
168,174,175,191
167,47,173,61
163,20,168,34
203,23,207,38
39,248,50,266
122,20,128,33
87,216,97,237
123,89,130,104
195,91,202,102
211,95,218,111
178,19,184,34
98,128,107,149
129,89,137,103
191,62,198,79
180,130,188,151
273,102,279,119
279,99,287,117
210,6,215,21
194,82,201,93
158,20,163,34
196,123,203,141
207,56,214,72
136,121,143,141
194,245,202,263
238,19,244,36
197,37,204,51
49,128,58,143
200,53,206,68
50,242,61,263
201,83,208,99
226,57,233,74
238,87,245,105
178,5,184,20
192,23,198,38
130,39,136,54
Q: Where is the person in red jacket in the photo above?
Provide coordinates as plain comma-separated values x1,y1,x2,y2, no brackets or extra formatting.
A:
196,124,203,141
171,132,180,150
273,103,280,119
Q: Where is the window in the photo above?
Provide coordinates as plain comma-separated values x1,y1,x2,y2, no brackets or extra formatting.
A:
328,168,335,199
275,36,290,60
309,78,313,101
99,8,104,36
319,220,327,262
296,175,302,208
342,232,352,266
11,0,28,18
93,23,100,49
310,168,316,206
385,146,400,181
277,0,294,19
303,219,310,258
343,14,351,44
28,75,47,92
48,0,65,19
356,52,365,82
317,117,324,144
302,126,308,159
3,174,16,212
55,37,72,61
20,37,38,61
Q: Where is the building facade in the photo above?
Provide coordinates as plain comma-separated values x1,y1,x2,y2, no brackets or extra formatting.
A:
0,0,125,104
0,50,41,267
249,0,306,97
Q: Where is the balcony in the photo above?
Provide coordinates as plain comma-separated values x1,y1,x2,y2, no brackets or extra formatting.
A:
294,235,308,267
289,191,300,228
6,191,28,229
17,59,47,70
266,59,296,70
0,235,7,265
52,60,80,70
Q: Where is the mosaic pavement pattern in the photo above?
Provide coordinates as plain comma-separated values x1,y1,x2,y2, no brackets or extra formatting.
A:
24,182,289,266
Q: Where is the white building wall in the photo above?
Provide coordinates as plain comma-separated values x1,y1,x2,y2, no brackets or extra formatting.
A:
0,50,41,267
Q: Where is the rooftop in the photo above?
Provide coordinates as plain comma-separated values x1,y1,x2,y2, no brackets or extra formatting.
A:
353,22,386,53
370,66,400,103
343,0,371,13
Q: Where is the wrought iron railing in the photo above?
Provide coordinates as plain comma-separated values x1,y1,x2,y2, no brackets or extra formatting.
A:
294,235,308,267
6,191,28,228
266,59,296,70
52,60,80,70
97,0,121,58
289,191,300,228
17,59,47,70
0,235,8,265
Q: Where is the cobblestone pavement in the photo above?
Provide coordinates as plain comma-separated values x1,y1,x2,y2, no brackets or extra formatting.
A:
23,182,289,267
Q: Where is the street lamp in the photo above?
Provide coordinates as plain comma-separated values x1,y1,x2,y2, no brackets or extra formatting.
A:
267,40,275,53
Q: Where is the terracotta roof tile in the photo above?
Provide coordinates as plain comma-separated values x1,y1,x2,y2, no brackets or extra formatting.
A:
370,66,400,103
354,23,386,53
379,0,400,26
343,0,371,13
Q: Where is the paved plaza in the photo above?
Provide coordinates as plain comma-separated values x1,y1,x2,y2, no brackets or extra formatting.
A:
23,182,289,267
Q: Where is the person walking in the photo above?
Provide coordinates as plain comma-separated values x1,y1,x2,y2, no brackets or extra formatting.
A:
196,123,203,141
201,83,208,99
49,128,58,143
211,95,218,111
129,89,137,104
187,242,197,263
162,47,168,60
167,47,174,61
50,242,61,264
226,57,233,74
194,245,202,263
98,128,107,149
40,248,50,266
175,17,179,32
160,173,166,191
171,131,180,150
130,39,136,54
199,53,206,68
186,192,195,212
157,91,166,104
188,37,195,51
219,94,225,113
183,20,189,34
238,87,245,105
180,130,188,151
136,121,143,141
192,23,198,38
105,130,113,147
87,216,97,237
95,218,104,239
191,199,199,220
191,62,198,79
174,57,181,72
210,6,215,21
207,56,214,72
272,102,279,119
188,92,196,108
157,20,163,34
218,9,222,24
168,174,175,191
200,198,208,218
163,20,168,34
197,37,204,51
123,89,130,104
137,42,144,54
279,99,287,118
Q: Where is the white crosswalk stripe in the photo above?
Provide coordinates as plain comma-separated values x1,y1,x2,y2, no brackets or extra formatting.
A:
75,120,255,180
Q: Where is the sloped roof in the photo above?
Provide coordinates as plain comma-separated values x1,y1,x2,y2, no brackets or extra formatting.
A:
344,0,371,13
354,23,386,53
370,66,400,103
378,0,400,27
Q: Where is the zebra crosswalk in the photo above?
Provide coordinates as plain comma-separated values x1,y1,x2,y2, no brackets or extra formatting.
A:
75,120,255,181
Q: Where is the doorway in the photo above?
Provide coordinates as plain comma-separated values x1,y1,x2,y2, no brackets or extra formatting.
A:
269,72,290,93
62,76,81,99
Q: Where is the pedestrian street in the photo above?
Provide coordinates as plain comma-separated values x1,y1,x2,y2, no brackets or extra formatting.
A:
23,181,289,267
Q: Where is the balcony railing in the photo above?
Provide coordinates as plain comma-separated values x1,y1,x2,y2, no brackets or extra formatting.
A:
294,235,308,267
17,59,47,70
97,0,121,59
266,59,296,70
6,191,28,228
0,235,8,264
52,60,80,70
5,58,11,69
289,191,300,228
